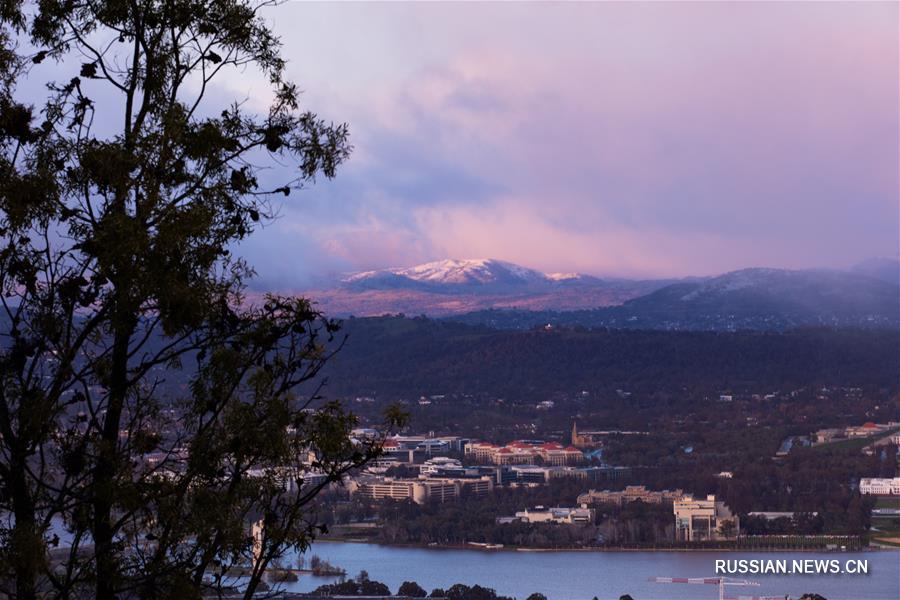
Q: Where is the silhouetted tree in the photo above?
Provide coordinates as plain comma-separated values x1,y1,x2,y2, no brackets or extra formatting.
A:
399,581,428,597
0,1,404,598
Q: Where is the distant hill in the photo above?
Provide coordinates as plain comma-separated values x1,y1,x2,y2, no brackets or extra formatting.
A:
318,316,900,398
301,258,673,316
446,268,900,331
852,257,900,286
292,258,900,330
343,258,551,290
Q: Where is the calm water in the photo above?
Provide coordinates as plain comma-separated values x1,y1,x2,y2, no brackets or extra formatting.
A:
284,542,900,600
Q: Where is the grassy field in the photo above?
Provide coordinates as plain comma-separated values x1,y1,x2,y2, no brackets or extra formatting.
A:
870,497,900,547
809,427,900,453
875,497,900,509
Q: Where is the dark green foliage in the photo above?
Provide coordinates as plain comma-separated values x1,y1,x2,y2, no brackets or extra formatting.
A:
398,581,428,597
312,578,532,600
312,577,391,597
326,317,900,397
444,583,513,600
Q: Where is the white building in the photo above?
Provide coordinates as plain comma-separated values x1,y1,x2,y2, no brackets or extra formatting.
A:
351,475,494,504
419,456,463,475
860,477,900,495
674,495,740,541
513,506,595,525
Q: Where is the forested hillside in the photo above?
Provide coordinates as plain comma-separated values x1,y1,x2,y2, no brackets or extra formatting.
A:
319,316,900,397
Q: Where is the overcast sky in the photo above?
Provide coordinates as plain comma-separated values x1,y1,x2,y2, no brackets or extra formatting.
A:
106,3,900,285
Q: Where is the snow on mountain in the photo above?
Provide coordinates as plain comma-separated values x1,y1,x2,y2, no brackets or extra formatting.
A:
342,258,566,288
396,258,545,285
546,272,582,281
619,267,900,327
295,260,899,325
678,268,791,300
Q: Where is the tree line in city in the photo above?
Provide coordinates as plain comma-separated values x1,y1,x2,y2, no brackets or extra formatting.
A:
310,570,614,599
308,571,830,600
320,444,878,550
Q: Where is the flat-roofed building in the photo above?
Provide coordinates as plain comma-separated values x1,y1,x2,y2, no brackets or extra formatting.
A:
456,476,494,497
466,439,584,466
860,477,900,495
814,428,844,444
351,475,494,504
492,447,536,465
847,422,884,438
512,506,595,525
464,441,498,461
419,457,463,476
540,443,584,466
352,478,426,503
673,495,739,542
578,485,683,506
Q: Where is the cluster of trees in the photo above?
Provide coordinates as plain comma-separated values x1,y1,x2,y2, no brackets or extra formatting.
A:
327,316,900,397
312,571,390,596
348,480,599,548
740,514,818,536
299,555,346,577
312,572,550,600
308,575,831,600
594,501,674,546
310,573,830,600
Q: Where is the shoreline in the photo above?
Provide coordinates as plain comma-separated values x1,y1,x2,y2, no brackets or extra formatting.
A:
315,537,895,554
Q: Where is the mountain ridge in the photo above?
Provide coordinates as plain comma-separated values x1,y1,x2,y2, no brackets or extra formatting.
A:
292,258,900,330
340,258,604,292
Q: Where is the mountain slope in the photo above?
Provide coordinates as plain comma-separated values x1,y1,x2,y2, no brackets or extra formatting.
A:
343,258,592,291
295,259,900,328
446,268,900,330
851,257,900,286
302,258,672,316
611,268,899,327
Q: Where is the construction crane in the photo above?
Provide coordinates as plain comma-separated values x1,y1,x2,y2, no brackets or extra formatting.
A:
648,576,789,600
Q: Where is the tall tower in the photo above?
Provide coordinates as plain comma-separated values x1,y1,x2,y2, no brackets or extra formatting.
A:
571,421,579,446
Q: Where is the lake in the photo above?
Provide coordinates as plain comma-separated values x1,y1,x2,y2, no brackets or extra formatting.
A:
282,542,900,600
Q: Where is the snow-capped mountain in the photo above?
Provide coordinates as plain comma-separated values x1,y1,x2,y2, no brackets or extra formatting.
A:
300,258,668,315
343,258,573,289
294,258,900,327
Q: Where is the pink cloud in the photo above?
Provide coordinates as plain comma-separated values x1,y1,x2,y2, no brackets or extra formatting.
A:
237,2,899,283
